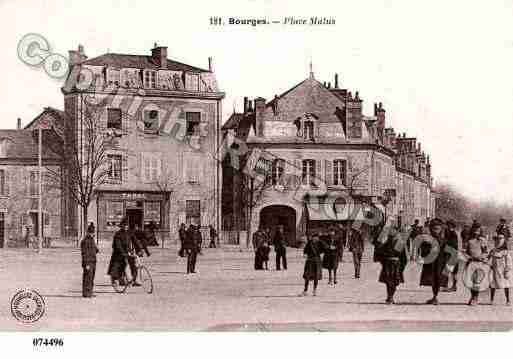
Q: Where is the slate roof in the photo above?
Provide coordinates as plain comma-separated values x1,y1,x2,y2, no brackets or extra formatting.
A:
23,107,67,130
82,53,209,72
0,129,59,160
222,113,244,130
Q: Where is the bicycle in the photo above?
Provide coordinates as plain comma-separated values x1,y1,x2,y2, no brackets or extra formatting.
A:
112,255,153,294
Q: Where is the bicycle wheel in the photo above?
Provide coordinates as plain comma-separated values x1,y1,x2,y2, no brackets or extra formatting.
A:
139,265,153,294
112,274,130,294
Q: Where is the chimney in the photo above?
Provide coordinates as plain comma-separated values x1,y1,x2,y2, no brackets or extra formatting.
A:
208,57,213,72
374,103,378,116
17,118,21,129
418,142,421,151
254,97,266,137
323,81,326,87
151,43,168,68
273,95,279,116
334,73,339,88
327,82,331,89
68,44,87,66
243,97,249,113
248,99,253,112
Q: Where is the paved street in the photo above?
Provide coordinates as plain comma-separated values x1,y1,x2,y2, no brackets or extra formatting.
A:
0,243,512,331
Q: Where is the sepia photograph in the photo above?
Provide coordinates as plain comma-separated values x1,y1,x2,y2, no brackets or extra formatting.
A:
0,0,512,355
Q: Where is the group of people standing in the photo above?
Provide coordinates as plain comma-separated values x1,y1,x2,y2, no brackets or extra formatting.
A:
301,222,364,296
375,217,512,306
252,225,288,271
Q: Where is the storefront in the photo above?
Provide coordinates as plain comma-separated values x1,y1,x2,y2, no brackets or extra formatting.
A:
97,191,170,240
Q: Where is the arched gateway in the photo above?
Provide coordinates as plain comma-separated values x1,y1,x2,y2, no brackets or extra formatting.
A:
259,205,297,247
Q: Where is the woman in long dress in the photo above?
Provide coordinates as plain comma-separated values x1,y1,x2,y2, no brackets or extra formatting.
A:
489,234,512,305
301,234,326,296
463,224,489,306
376,227,408,304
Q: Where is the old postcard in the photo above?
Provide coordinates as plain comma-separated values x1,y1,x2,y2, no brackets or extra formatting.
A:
0,0,512,350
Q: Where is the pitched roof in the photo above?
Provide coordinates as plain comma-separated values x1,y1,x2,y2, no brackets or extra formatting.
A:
82,53,208,72
23,107,67,130
222,113,244,130
0,129,59,160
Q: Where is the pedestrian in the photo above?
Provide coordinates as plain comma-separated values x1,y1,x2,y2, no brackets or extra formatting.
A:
460,224,471,250
408,219,423,260
209,225,218,248
496,218,511,249
489,234,512,305
134,223,151,257
273,225,287,270
347,223,364,279
126,224,145,286
107,218,130,287
81,224,99,298
301,234,326,296
178,223,186,257
322,227,343,285
463,223,489,306
419,218,450,305
184,224,199,274
443,220,459,292
376,225,407,304
196,224,203,254
252,228,265,270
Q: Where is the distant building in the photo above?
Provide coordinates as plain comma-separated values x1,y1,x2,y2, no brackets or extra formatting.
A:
0,114,62,247
222,71,435,245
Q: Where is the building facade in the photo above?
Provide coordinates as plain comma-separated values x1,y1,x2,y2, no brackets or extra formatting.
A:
0,116,62,247
222,71,435,245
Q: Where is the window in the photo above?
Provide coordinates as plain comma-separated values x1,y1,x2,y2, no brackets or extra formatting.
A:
0,169,6,196
106,201,123,228
144,70,157,89
303,121,314,140
348,119,362,138
185,200,201,226
144,201,161,228
107,155,122,181
29,171,38,196
107,69,120,86
185,154,201,183
143,110,159,134
142,153,161,182
333,159,346,186
271,159,285,186
107,108,122,130
302,159,316,186
186,112,201,136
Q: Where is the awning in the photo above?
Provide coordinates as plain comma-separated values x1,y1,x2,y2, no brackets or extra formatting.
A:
306,198,374,221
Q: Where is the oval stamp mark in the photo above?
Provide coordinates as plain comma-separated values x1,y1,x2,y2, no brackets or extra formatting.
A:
11,289,45,323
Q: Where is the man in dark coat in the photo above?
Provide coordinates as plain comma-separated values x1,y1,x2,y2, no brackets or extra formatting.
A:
273,225,287,270
419,218,450,305
444,220,459,292
178,223,186,257
184,224,199,274
252,228,265,270
107,219,131,285
81,225,99,298
209,225,218,248
347,224,364,279
460,224,471,250
497,218,511,239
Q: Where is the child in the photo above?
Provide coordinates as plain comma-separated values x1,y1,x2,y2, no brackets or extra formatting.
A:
258,238,271,270
322,228,343,285
376,226,407,304
301,234,325,296
463,224,489,306
489,234,512,305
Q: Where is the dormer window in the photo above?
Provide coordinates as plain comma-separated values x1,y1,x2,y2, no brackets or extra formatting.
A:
144,70,157,89
303,121,314,140
143,110,159,134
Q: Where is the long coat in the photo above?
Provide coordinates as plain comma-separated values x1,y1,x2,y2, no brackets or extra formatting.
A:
419,233,450,288
322,235,343,270
81,234,98,266
347,229,364,254
107,229,131,278
489,248,513,289
303,240,325,280
377,233,407,286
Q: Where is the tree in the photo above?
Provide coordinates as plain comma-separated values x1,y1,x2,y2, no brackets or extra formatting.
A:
43,105,125,236
434,182,472,225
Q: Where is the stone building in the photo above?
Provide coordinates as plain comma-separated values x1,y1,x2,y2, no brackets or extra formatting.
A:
59,44,225,242
0,115,62,247
222,70,435,246
20,44,225,243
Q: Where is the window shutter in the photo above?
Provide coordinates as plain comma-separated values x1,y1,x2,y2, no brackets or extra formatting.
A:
4,170,9,196
315,159,322,187
347,156,353,185
294,159,301,188
325,160,332,186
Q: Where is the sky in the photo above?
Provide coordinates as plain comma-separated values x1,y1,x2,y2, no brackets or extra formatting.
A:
0,0,512,204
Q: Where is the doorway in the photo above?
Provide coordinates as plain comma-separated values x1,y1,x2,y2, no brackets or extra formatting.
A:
29,211,44,237
259,205,297,246
126,208,143,229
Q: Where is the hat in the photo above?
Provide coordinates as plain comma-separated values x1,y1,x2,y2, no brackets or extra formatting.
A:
429,218,444,227
500,218,507,222
119,217,128,226
446,220,456,227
